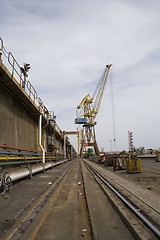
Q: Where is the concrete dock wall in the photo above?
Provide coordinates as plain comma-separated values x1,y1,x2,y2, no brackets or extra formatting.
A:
0,62,75,157
0,40,76,158
0,85,38,150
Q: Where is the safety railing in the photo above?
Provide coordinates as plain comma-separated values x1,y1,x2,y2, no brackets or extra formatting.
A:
0,37,3,51
0,37,63,136
0,37,49,119
48,111,63,138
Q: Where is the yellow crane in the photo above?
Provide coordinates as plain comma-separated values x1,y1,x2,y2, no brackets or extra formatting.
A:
75,64,112,157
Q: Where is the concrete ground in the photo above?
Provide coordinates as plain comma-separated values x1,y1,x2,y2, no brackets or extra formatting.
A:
0,161,72,238
0,158,159,240
105,158,160,195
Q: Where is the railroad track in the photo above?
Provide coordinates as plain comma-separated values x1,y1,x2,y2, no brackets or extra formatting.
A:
82,159,160,240
1,158,160,240
1,160,93,240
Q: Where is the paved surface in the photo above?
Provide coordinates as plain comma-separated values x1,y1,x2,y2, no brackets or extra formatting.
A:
0,161,72,238
0,160,93,240
105,158,160,194
0,158,159,240
141,158,160,172
21,159,136,240
25,160,92,240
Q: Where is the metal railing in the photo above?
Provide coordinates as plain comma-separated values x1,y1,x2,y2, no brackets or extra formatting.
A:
0,38,48,117
49,111,63,137
0,37,63,137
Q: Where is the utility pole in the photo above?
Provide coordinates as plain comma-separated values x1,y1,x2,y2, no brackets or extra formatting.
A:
110,140,112,153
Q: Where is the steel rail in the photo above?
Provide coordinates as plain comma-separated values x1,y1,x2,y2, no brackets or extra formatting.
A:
86,163,160,239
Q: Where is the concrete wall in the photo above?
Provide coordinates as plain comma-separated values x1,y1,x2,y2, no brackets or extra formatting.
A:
0,61,76,157
0,83,70,156
0,85,39,150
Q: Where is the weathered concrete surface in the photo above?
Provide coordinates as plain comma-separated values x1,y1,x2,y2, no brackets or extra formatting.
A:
0,61,74,155
0,84,38,149
0,160,92,240
0,161,72,238
25,160,92,240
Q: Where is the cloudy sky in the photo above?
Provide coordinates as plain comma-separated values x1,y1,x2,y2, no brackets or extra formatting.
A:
1,0,160,152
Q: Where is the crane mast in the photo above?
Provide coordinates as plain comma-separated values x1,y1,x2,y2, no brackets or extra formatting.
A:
75,64,112,157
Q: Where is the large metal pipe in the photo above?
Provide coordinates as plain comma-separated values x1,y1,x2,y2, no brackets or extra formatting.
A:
64,136,66,159
8,168,30,181
6,160,68,182
39,115,45,163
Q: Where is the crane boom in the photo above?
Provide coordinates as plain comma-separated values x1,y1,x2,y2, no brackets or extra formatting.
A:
77,94,91,109
92,64,112,120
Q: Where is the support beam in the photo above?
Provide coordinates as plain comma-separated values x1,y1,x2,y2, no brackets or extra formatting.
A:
63,131,79,155
63,131,79,135
80,141,100,157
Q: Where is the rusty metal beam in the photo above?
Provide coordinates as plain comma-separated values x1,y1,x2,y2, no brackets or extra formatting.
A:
64,131,79,135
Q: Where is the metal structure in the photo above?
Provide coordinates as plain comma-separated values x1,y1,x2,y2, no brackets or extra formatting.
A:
127,131,141,173
75,64,112,156
0,38,47,117
0,168,12,195
63,131,79,157
128,131,134,155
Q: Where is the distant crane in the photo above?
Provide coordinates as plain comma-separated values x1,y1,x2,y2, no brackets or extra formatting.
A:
75,64,112,157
